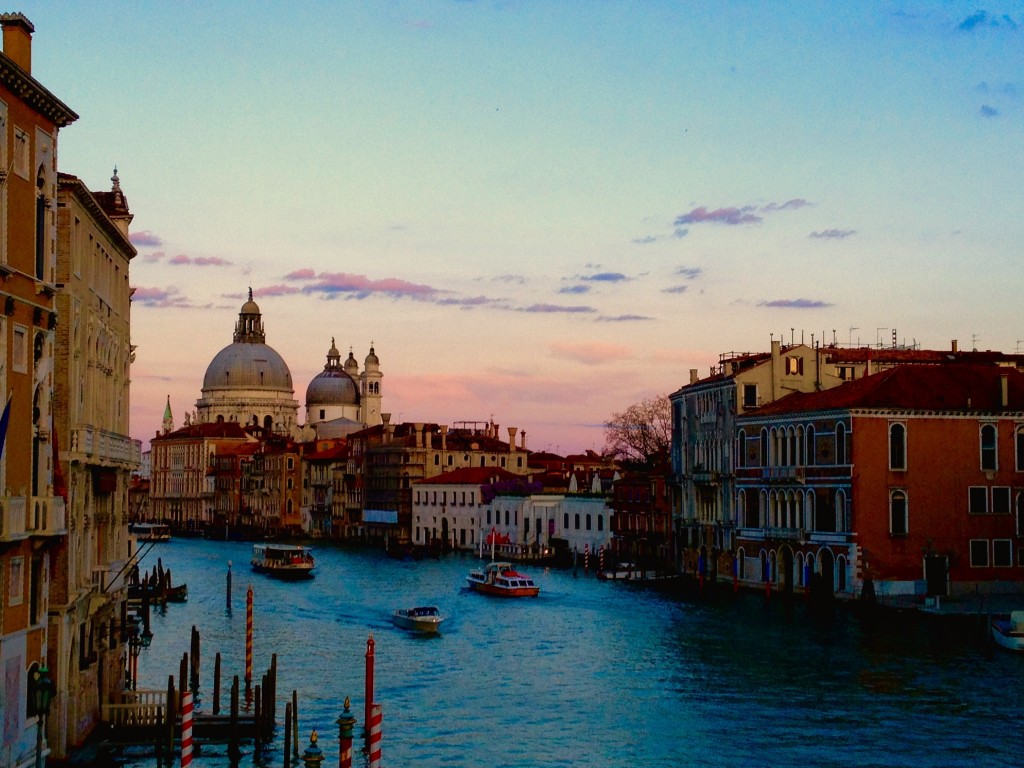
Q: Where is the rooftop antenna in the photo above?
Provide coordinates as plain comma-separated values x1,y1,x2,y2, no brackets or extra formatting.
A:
848,327,858,347
971,333,980,352
1017,340,1023,354
876,328,889,348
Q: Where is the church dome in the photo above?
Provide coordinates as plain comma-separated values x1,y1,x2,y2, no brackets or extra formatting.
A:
203,342,293,391
306,338,359,406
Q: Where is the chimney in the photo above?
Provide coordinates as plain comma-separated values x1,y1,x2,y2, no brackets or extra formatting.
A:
951,340,958,353
425,429,432,450
1001,373,1009,408
440,424,448,451
507,427,517,452
520,430,527,451
0,13,33,73
414,423,424,448
689,368,699,385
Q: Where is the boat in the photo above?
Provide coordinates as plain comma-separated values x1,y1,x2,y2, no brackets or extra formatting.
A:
391,606,445,633
466,561,540,597
251,543,315,580
991,611,1024,652
130,522,172,542
597,563,678,582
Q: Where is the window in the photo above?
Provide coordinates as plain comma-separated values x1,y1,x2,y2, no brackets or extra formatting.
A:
736,430,746,468
8,556,24,605
597,514,603,532
434,454,440,466
968,486,988,515
806,425,815,466
981,424,997,471
993,539,1012,567
889,491,907,536
785,356,803,375
13,126,28,179
574,513,580,530
743,384,758,408
889,423,906,470
759,429,769,467
970,539,990,567
586,514,592,531
563,513,569,529
835,423,847,465
993,487,1011,515
1017,426,1024,471
1017,492,1024,536
12,324,27,373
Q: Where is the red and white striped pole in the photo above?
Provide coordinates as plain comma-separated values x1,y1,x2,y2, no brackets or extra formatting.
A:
245,585,254,689
367,703,382,768
364,634,375,740
584,543,589,573
180,690,194,767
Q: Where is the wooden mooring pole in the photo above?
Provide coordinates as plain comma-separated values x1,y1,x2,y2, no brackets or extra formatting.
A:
213,652,222,715
228,675,241,764
283,701,292,768
190,625,201,693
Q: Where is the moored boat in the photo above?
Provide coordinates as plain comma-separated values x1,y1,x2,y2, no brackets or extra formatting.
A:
251,543,315,580
466,561,539,597
130,522,172,542
991,611,1024,652
392,606,445,633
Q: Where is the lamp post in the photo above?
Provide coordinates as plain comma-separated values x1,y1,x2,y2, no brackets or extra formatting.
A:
30,664,54,768
125,623,153,691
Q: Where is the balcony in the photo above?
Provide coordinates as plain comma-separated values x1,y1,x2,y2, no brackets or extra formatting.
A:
0,496,28,542
92,559,128,593
27,495,67,537
70,426,142,467
759,467,805,484
805,530,855,546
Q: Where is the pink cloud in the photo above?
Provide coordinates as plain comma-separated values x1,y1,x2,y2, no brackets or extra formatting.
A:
285,268,317,280
292,270,440,299
131,286,192,308
168,254,232,267
253,284,301,298
130,230,162,247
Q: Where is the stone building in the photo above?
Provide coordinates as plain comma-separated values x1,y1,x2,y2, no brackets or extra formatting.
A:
50,170,141,758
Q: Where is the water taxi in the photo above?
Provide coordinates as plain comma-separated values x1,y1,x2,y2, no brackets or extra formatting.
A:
391,606,445,633
466,561,539,597
251,543,315,580
129,522,172,542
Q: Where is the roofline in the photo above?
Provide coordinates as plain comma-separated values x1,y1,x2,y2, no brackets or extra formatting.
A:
58,173,137,257
0,51,78,127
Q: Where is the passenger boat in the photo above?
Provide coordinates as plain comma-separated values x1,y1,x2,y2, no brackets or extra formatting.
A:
130,523,172,542
597,563,678,582
991,611,1024,652
466,561,539,597
251,543,315,580
391,606,445,633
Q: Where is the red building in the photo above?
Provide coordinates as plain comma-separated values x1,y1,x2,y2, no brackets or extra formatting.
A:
734,364,1024,602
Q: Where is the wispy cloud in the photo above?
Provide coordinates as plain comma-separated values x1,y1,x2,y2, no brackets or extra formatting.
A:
662,285,689,294
131,286,196,308
130,230,162,247
518,303,596,314
583,272,628,283
809,229,856,239
142,251,165,263
559,285,591,295
168,254,233,267
674,199,811,228
252,285,301,298
980,104,999,117
286,270,441,300
493,274,527,285
632,235,657,245
549,341,632,365
958,11,1019,32
757,298,833,309
675,266,702,279
598,314,653,322
435,295,492,308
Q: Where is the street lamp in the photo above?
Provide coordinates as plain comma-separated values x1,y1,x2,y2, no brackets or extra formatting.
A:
30,664,54,768
125,623,152,691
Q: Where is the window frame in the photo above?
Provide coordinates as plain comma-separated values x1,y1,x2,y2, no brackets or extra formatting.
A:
888,422,907,471
968,486,989,515
889,490,908,537
981,423,998,471
969,539,990,568
992,539,1012,568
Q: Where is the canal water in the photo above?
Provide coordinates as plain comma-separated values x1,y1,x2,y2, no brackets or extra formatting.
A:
114,538,1024,768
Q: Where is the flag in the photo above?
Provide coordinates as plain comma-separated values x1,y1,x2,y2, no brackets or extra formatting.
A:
0,392,11,462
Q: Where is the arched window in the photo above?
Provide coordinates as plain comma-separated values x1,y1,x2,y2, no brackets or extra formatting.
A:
597,515,603,532
736,429,746,468
563,513,569,529
981,424,997,471
835,423,847,465
574,513,580,530
585,514,592,531
889,423,907,470
1016,426,1024,472
806,425,815,466
890,490,908,536
760,429,769,467
837,555,848,592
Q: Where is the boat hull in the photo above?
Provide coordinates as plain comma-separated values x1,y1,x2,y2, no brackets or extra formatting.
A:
251,562,315,580
392,610,445,633
992,619,1024,652
466,580,539,598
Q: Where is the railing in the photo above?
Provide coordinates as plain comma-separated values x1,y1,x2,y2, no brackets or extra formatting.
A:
71,426,142,467
104,689,166,727
0,496,27,541
92,559,128,593
805,530,855,545
26,495,67,536
764,526,802,541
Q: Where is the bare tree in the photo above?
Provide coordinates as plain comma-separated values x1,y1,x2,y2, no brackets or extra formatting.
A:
604,395,671,464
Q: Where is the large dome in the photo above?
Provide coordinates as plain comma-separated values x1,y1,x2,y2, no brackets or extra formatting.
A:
203,342,293,391
305,339,359,405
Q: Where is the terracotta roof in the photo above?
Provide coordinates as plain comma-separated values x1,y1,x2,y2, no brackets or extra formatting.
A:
416,467,521,485
305,444,349,461
154,422,251,441
747,364,1024,417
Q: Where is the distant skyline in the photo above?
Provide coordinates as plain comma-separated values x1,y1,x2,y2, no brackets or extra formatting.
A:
19,1,1023,454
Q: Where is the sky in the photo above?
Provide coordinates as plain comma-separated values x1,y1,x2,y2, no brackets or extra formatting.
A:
16,1,1024,455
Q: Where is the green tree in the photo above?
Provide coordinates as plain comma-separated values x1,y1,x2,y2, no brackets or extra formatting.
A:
603,395,671,464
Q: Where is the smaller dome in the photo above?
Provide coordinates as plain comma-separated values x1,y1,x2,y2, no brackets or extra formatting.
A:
365,345,379,366
306,370,359,406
